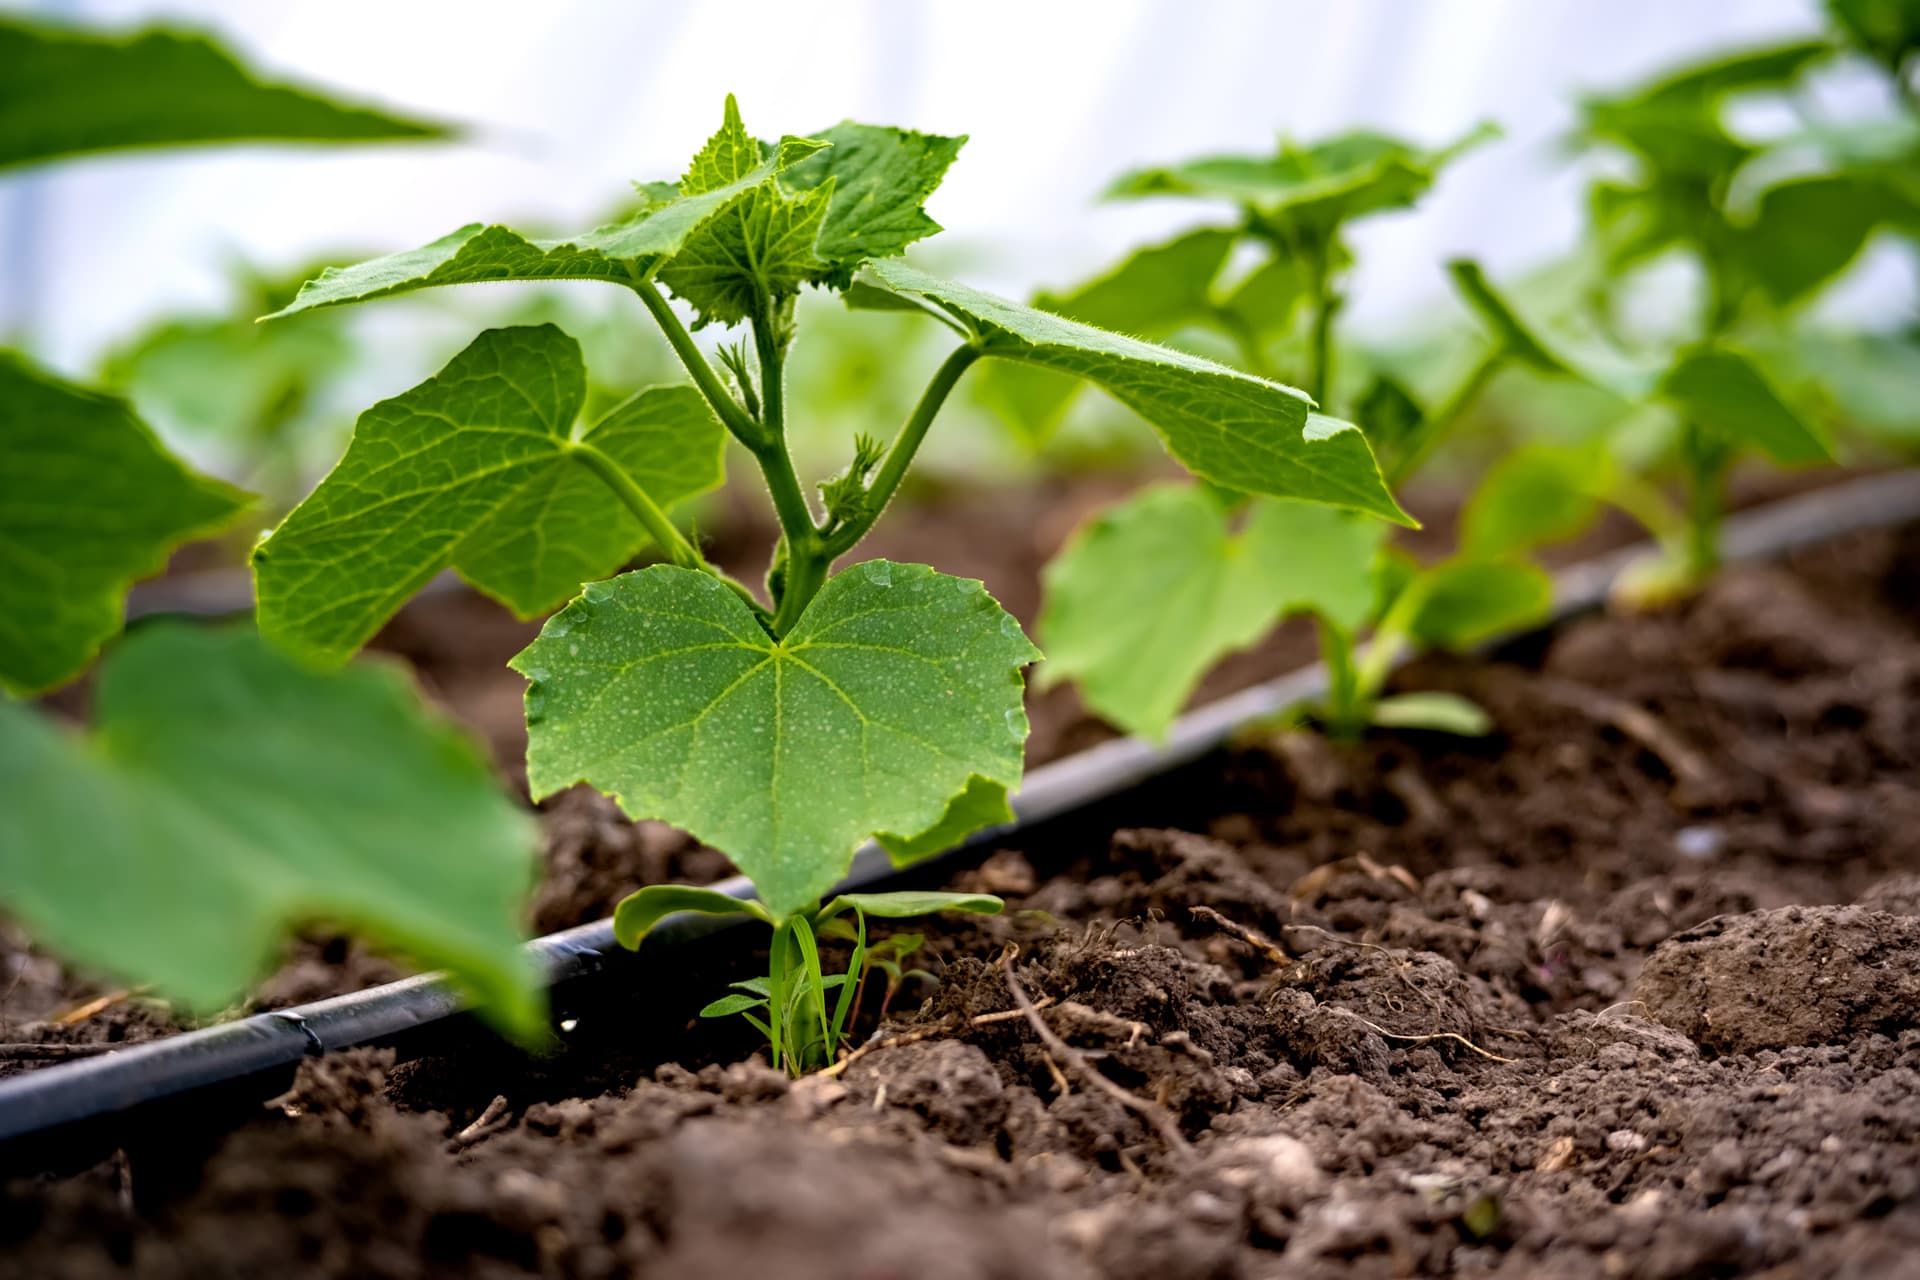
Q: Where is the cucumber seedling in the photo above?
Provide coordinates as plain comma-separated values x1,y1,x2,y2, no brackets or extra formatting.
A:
1029,129,1579,743
248,98,1407,1069
1440,7,1920,602
982,124,1495,439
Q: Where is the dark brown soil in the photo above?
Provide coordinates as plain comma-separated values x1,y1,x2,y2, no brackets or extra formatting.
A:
4,509,1920,1276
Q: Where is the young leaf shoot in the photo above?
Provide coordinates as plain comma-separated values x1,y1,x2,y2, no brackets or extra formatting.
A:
1033,128,1559,742
252,97,1407,1067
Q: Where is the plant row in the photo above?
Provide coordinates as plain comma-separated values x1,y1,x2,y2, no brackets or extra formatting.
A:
0,3,1915,1069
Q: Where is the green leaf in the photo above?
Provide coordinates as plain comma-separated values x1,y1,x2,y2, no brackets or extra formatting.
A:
1461,445,1607,559
1766,329,1920,444
1579,41,1830,180
1355,374,1426,464
0,353,250,696
1039,485,1386,740
1580,104,1751,185
99,269,355,462
0,16,450,172
815,917,859,942
266,97,827,318
1244,495,1392,634
1446,260,1580,377
976,228,1239,441
1219,254,1313,337
1589,177,1692,273
1633,39,1834,107
1105,125,1497,237
253,325,724,666
1034,227,1239,337
1407,559,1555,651
783,121,967,286
700,993,770,1018
1369,691,1493,737
852,261,1411,524
875,774,1014,864
1735,175,1893,306
867,932,926,959
0,624,541,1036
656,100,835,326
1658,347,1833,465
818,891,1003,921
515,560,1041,920
613,883,772,950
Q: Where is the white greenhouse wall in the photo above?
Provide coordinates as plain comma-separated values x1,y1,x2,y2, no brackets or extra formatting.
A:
0,0,1900,371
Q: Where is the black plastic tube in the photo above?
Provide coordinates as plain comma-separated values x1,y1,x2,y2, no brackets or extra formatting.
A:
5,470,1918,1173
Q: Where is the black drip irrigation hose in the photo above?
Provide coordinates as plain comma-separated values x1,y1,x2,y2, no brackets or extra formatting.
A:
5,471,1919,1175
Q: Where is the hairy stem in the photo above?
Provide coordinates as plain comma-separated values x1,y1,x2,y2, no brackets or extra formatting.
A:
628,278,764,449
823,344,981,559
570,441,770,623
569,442,708,572
746,297,832,636
771,548,827,636
750,301,818,551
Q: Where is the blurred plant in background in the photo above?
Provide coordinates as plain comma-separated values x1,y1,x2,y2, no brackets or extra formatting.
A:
0,12,545,1037
96,256,360,516
1443,0,1919,599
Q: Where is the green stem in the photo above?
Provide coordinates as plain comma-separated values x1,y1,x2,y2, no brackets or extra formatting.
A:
822,344,981,559
1598,465,1689,550
1353,568,1438,713
789,915,831,1075
771,548,827,636
766,920,790,1073
1317,619,1366,741
1680,424,1731,585
1306,251,1342,407
628,277,764,449
750,302,817,552
746,297,831,636
569,441,708,572
571,440,770,624
1389,350,1504,486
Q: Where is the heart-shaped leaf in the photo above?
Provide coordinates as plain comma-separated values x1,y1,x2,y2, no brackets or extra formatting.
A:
253,325,723,666
515,560,1040,920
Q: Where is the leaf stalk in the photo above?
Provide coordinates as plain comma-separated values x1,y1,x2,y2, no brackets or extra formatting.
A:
568,441,708,573
628,277,766,449
823,343,982,559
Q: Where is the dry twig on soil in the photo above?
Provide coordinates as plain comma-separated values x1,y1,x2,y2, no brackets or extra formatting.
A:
815,996,1055,1080
1534,675,1714,791
447,1094,511,1150
999,946,1191,1159
1190,905,1290,964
